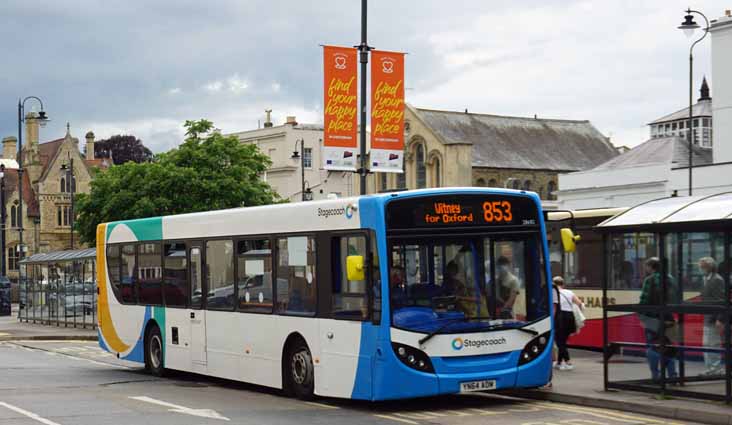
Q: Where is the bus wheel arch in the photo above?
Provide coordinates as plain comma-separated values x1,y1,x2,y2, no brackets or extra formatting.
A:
282,333,314,400
144,320,164,377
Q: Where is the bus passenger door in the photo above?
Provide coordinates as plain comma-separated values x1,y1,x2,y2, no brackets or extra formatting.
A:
319,235,372,398
189,243,207,365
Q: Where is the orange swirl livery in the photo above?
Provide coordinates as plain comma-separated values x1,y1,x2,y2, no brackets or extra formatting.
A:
96,223,131,353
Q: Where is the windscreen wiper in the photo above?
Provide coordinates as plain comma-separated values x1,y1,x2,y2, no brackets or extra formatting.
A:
418,316,493,346
418,317,538,346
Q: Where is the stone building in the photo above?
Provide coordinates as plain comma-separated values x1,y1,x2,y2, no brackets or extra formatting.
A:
1,113,109,281
229,112,354,202
362,104,618,201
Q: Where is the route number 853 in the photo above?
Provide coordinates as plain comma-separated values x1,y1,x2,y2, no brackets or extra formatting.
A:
482,201,513,223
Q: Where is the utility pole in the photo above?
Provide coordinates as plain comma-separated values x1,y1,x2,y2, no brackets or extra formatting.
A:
358,0,371,195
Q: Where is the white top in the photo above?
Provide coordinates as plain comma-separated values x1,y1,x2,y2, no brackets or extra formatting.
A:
553,288,576,312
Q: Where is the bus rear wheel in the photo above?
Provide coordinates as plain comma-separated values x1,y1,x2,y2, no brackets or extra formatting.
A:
288,342,314,400
145,325,165,377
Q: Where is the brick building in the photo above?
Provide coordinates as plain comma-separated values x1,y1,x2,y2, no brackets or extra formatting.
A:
1,113,109,281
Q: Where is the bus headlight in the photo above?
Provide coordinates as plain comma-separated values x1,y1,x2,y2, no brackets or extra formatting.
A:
392,343,435,373
518,332,551,366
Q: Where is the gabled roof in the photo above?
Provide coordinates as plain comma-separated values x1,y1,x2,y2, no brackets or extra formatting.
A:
2,169,40,217
590,136,712,171
38,138,65,170
649,100,712,125
412,107,618,171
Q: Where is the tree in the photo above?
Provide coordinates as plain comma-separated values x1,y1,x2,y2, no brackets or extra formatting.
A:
75,119,279,244
93,134,153,164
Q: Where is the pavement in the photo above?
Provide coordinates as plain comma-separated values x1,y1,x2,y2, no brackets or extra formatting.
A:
509,349,732,425
0,340,705,425
1,307,731,424
0,304,97,341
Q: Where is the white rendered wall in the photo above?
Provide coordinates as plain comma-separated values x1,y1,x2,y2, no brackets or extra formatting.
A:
711,16,732,163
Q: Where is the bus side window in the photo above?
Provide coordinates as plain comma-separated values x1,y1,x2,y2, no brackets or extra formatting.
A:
332,235,368,320
277,236,317,316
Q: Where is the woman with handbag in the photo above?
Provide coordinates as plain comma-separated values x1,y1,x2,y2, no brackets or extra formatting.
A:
553,276,584,371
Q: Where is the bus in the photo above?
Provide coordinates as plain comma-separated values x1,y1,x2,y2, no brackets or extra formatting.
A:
97,188,553,401
547,207,709,350
547,208,626,348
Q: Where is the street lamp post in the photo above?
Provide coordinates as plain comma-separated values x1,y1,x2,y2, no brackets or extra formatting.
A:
17,97,49,260
357,0,371,195
678,9,709,197
291,139,310,201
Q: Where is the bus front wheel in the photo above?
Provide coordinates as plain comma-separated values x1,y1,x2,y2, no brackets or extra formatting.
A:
288,342,314,400
145,325,165,377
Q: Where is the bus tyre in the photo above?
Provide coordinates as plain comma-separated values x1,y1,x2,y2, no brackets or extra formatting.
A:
145,325,165,377
288,342,314,400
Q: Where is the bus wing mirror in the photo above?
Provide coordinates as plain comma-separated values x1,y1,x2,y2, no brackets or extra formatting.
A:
347,255,365,281
560,228,581,253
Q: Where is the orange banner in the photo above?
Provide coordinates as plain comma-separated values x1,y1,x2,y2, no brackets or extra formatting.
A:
323,45,358,171
370,50,405,173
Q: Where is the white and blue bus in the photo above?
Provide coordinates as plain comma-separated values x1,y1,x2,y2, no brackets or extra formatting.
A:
97,188,553,400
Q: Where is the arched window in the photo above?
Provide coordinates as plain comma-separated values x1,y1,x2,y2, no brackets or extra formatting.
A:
433,157,441,187
512,179,520,190
60,177,66,193
10,206,16,228
547,181,557,200
538,187,544,199
488,178,497,187
476,178,486,187
397,164,406,189
70,176,76,193
415,144,426,189
380,173,388,192
523,180,532,191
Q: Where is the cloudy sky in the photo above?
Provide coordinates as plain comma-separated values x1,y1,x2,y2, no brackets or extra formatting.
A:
0,0,724,153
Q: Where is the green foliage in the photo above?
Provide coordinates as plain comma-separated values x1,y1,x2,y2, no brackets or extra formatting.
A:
75,119,278,244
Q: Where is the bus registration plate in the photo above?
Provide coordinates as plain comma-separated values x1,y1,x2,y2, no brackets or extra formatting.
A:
460,379,496,392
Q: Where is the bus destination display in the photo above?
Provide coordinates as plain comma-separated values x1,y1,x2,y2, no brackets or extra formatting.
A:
387,194,538,229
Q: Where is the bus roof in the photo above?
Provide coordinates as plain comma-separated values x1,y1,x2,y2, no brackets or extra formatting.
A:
102,187,541,244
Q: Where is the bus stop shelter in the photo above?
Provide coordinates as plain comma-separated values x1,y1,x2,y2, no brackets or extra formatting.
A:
597,193,732,402
18,248,97,329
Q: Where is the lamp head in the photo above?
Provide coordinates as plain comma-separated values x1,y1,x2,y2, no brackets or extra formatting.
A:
291,151,300,159
679,9,700,37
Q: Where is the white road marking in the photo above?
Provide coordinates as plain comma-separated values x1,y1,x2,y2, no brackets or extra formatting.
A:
130,396,230,421
304,401,340,409
373,414,419,424
0,401,62,425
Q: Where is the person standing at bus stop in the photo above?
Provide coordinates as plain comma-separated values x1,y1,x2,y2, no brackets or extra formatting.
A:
639,257,678,382
699,257,725,376
553,276,582,370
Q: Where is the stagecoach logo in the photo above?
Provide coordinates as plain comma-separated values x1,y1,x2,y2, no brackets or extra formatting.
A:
452,336,507,351
317,204,355,220
452,337,464,350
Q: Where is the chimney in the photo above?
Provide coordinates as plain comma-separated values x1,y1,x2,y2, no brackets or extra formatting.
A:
264,109,273,128
2,136,17,161
85,131,95,160
25,112,40,153
726,9,731,17
286,116,298,126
